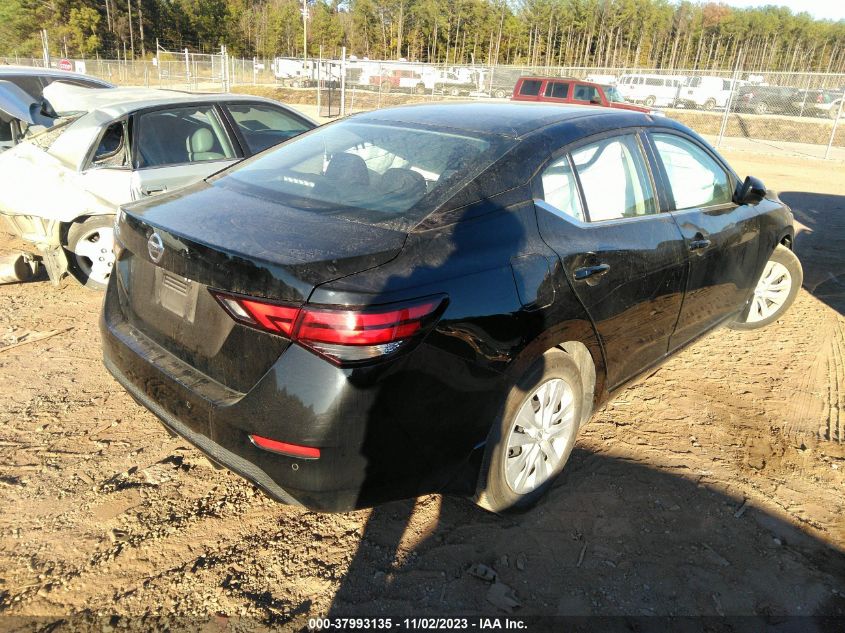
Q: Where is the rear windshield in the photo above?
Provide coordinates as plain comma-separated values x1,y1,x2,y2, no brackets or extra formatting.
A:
213,119,513,231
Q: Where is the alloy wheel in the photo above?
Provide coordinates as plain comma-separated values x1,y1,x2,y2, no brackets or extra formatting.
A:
73,226,115,286
505,378,577,494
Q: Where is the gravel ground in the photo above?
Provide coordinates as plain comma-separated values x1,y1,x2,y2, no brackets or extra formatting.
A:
0,150,843,631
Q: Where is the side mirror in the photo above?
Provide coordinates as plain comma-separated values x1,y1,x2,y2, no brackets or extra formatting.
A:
735,175,767,206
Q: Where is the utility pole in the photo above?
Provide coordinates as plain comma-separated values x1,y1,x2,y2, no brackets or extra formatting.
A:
127,0,135,58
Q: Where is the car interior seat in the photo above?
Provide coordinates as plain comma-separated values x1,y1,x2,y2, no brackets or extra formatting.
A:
379,167,427,210
186,128,225,162
325,152,370,185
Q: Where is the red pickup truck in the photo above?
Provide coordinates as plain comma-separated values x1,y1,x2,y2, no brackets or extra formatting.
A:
511,76,662,115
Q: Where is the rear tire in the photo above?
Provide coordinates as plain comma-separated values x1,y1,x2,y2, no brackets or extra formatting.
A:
475,350,582,513
754,101,769,115
704,98,716,111
65,216,115,291
728,244,802,330
644,95,656,107
494,89,506,99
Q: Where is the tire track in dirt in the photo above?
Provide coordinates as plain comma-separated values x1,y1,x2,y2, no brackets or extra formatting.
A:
827,319,844,443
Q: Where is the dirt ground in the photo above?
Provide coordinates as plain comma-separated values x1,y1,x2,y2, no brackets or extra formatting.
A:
0,149,843,630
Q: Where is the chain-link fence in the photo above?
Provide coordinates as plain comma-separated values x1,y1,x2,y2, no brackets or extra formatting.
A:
3,54,844,159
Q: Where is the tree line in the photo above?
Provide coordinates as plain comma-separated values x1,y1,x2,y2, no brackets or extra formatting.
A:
2,0,844,73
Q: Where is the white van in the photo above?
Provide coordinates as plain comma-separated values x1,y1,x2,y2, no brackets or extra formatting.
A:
678,76,742,110
617,74,685,107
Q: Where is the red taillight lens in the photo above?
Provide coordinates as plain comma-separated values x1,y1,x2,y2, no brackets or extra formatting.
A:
211,291,447,365
249,434,321,459
212,293,298,336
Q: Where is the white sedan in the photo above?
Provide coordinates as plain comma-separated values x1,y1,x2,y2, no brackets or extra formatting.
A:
0,82,316,289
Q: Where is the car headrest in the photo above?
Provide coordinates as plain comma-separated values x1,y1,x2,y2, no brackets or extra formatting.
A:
381,168,426,198
325,152,369,185
187,128,215,154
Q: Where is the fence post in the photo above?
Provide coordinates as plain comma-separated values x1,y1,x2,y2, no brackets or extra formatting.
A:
317,48,322,115
184,48,190,91
717,48,744,149
824,87,845,160
340,47,347,117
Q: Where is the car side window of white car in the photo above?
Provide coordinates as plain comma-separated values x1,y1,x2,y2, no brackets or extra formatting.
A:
652,133,732,210
571,134,657,222
92,121,128,168
134,106,236,169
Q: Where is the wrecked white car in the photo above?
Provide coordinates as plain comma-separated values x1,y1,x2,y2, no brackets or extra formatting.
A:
0,67,114,153
0,83,316,289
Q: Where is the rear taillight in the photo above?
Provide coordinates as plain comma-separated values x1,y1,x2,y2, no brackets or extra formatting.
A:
817,93,824,103
211,291,447,365
249,434,321,459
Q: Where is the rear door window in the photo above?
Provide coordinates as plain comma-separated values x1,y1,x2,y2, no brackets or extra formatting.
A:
539,155,584,222
134,105,236,168
570,134,657,222
518,80,542,96
225,103,312,154
544,81,570,100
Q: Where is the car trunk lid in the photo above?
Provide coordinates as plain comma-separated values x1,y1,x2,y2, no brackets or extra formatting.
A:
114,181,407,392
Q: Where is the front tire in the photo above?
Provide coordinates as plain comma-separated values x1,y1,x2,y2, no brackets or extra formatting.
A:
65,216,115,291
475,349,583,513
644,95,656,107
728,244,802,330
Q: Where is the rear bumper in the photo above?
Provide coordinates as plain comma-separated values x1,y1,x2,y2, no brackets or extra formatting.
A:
100,276,501,511
103,353,302,506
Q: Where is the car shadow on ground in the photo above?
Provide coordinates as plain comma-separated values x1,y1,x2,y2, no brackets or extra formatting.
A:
326,448,845,622
780,191,845,317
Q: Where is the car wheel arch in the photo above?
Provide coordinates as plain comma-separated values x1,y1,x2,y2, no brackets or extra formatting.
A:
503,319,606,427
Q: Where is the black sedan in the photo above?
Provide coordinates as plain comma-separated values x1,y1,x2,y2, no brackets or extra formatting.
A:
101,103,802,512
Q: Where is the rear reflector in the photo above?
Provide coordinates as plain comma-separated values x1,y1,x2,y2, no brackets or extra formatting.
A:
249,434,321,459
211,290,447,365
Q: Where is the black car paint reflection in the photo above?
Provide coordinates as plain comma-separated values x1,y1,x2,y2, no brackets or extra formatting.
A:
101,103,796,510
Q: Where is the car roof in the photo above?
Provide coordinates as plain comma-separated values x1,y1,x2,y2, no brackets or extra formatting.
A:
517,75,589,84
0,65,113,85
350,102,659,138
41,83,291,119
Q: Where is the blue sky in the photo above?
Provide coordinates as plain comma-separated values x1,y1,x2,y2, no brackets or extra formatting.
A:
717,0,844,21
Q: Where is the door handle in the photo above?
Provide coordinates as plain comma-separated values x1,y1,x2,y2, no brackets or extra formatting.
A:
689,238,712,251
573,263,611,281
